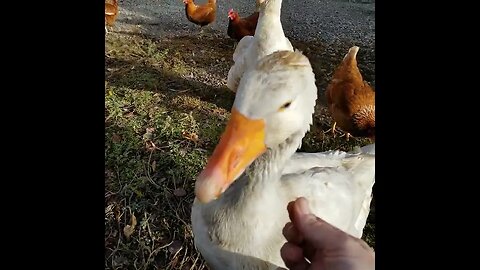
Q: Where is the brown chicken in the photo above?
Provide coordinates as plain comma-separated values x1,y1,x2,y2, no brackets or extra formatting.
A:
105,0,118,33
184,0,217,32
227,9,259,42
325,46,375,141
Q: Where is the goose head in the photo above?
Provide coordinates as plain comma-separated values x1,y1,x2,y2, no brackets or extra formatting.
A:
195,50,318,203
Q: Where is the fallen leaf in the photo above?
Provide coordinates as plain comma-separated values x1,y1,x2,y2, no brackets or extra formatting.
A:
173,188,187,197
168,240,183,254
146,127,155,133
123,213,137,239
145,141,156,151
105,204,115,219
182,130,199,143
143,128,155,141
124,111,134,118
112,133,122,143
151,160,156,172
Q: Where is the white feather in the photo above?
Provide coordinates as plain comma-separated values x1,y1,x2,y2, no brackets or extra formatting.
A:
226,0,293,93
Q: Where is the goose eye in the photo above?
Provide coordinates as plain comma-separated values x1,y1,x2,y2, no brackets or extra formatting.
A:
278,101,292,111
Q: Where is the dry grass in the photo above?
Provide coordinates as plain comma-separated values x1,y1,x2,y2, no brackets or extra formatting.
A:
105,31,375,270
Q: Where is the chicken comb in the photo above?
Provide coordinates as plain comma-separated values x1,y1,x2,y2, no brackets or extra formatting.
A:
228,8,235,18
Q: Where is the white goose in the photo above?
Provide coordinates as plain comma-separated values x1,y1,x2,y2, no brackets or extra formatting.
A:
191,50,375,269
227,0,293,92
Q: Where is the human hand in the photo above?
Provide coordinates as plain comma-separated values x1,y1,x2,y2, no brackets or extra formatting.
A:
279,197,375,270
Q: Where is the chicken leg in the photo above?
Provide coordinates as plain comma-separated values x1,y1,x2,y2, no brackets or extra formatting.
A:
323,121,337,137
331,121,337,135
339,132,353,141
325,122,353,141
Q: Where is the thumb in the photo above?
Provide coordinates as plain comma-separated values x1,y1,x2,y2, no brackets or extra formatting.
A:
290,197,348,250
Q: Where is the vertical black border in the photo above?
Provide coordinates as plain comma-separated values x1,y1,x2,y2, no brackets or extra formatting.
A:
376,1,468,268
6,1,106,268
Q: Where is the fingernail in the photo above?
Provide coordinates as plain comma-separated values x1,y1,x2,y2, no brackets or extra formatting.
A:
297,198,311,215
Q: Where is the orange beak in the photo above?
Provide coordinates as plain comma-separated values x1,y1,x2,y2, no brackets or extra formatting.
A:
195,108,266,203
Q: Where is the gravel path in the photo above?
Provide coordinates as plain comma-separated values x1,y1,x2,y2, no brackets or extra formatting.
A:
114,0,375,46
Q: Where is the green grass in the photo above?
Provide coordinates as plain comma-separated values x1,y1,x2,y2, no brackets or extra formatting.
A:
105,32,375,270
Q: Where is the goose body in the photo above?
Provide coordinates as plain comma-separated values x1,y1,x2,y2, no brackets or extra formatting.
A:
191,50,375,269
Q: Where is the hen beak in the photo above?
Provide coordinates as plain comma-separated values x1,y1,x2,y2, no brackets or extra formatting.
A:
195,108,266,203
